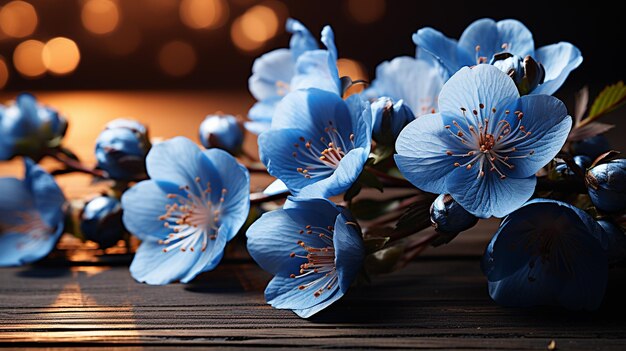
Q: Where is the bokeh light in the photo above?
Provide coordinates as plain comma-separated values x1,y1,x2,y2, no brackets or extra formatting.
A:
81,0,121,35
0,1,38,38
42,37,81,76
231,4,280,52
179,0,229,30
13,40,46,78
158,40,197,77
0,57,9,89
346,0,386,24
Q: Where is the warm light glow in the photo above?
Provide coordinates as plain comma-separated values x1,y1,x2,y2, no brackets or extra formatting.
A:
81,0,120,35
230,4,279,52
13,40,46,78
179,0,228,30
337,58,368,97
0,57,8,89
42,37,81,76
346,0,386,24
158,40,197,77
0,1,38,38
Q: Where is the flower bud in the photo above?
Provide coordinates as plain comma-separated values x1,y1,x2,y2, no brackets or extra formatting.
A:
555,155,592,177
198,114,244,155
80,195,124,249
586,159,626,213
0,93,67,161
430,194,479,235
491,53,545,95
95,118,150,181
597,219,626,264
572,135,612,160
370,97,414,145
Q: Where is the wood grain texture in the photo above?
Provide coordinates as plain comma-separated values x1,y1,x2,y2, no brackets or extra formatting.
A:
1,259,625,349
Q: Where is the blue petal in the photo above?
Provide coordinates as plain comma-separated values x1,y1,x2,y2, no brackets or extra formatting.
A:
343,93,372,149
366,56,444,115
258,128,318,195
290,50,341,95
24,159,65,228
145,136,202,187
129,240,201,285
458,18,499,61
246,197,340,276
0,224,63,267
0,178,34,219
248,48,295,101
244,121,271,135
333,211,365,292
445,167,536,218
271,89,350,133
495,19,534,57
485,199,608,310
394,113,462,194
121,179,182,241
298,147,369,198
413,27,469,75
200,149,250,241
286,18,318,60
248,98,280,122
265,274,343,318
263,179,289,196
502,95,572,178
438,65,519,120
532,42,583,95
179,225,228,283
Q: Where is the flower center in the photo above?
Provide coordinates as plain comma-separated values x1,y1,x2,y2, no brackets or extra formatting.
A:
158,177,226,253
444,104,535,180
289,224,338,298
524,226,583,281
291,120,355,179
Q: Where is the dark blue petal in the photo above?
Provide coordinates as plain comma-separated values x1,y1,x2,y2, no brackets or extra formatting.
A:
532,42,582,95
445,167,536,218
265,274,343,318
286,18,318,60
501,95,572,178
130,240,201,285
333,211,365,292
395,113,463,194
248,48,294,101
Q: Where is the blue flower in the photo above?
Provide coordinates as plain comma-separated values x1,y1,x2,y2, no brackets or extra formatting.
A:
370,97,415,145
0,93,67,161
246,197,365,318
95,118,151,181
80,195,123,249
247,19,341,134
121,137,250,285
0,159,66,266
198,114,244,155
413,18,582,95
597,219,626,264
482,199,608,310
365,56,444,116
258,88,371,198
586,159,626,213
395,65,572,218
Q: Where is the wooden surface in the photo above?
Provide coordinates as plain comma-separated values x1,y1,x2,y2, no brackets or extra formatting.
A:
1,91,626,349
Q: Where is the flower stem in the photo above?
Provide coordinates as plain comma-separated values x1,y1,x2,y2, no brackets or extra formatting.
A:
46,149,104,178
366,166,413,188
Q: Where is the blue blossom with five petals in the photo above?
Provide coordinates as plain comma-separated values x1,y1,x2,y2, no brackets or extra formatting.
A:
0,159,66,266
258,88,371,198
246,197,365,318
0,93,67,161
121,137,250,285
395,65,572,218
413,18,582,95
247,19,341,134
482,199,608,310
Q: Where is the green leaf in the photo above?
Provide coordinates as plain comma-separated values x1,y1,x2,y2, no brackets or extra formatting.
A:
371,144,395,164
583,81,626,125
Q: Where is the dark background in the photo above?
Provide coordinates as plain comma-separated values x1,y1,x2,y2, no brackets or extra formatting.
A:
0,0,623,94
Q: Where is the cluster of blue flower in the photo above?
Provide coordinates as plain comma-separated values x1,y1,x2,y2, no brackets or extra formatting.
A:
1,18,624,319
